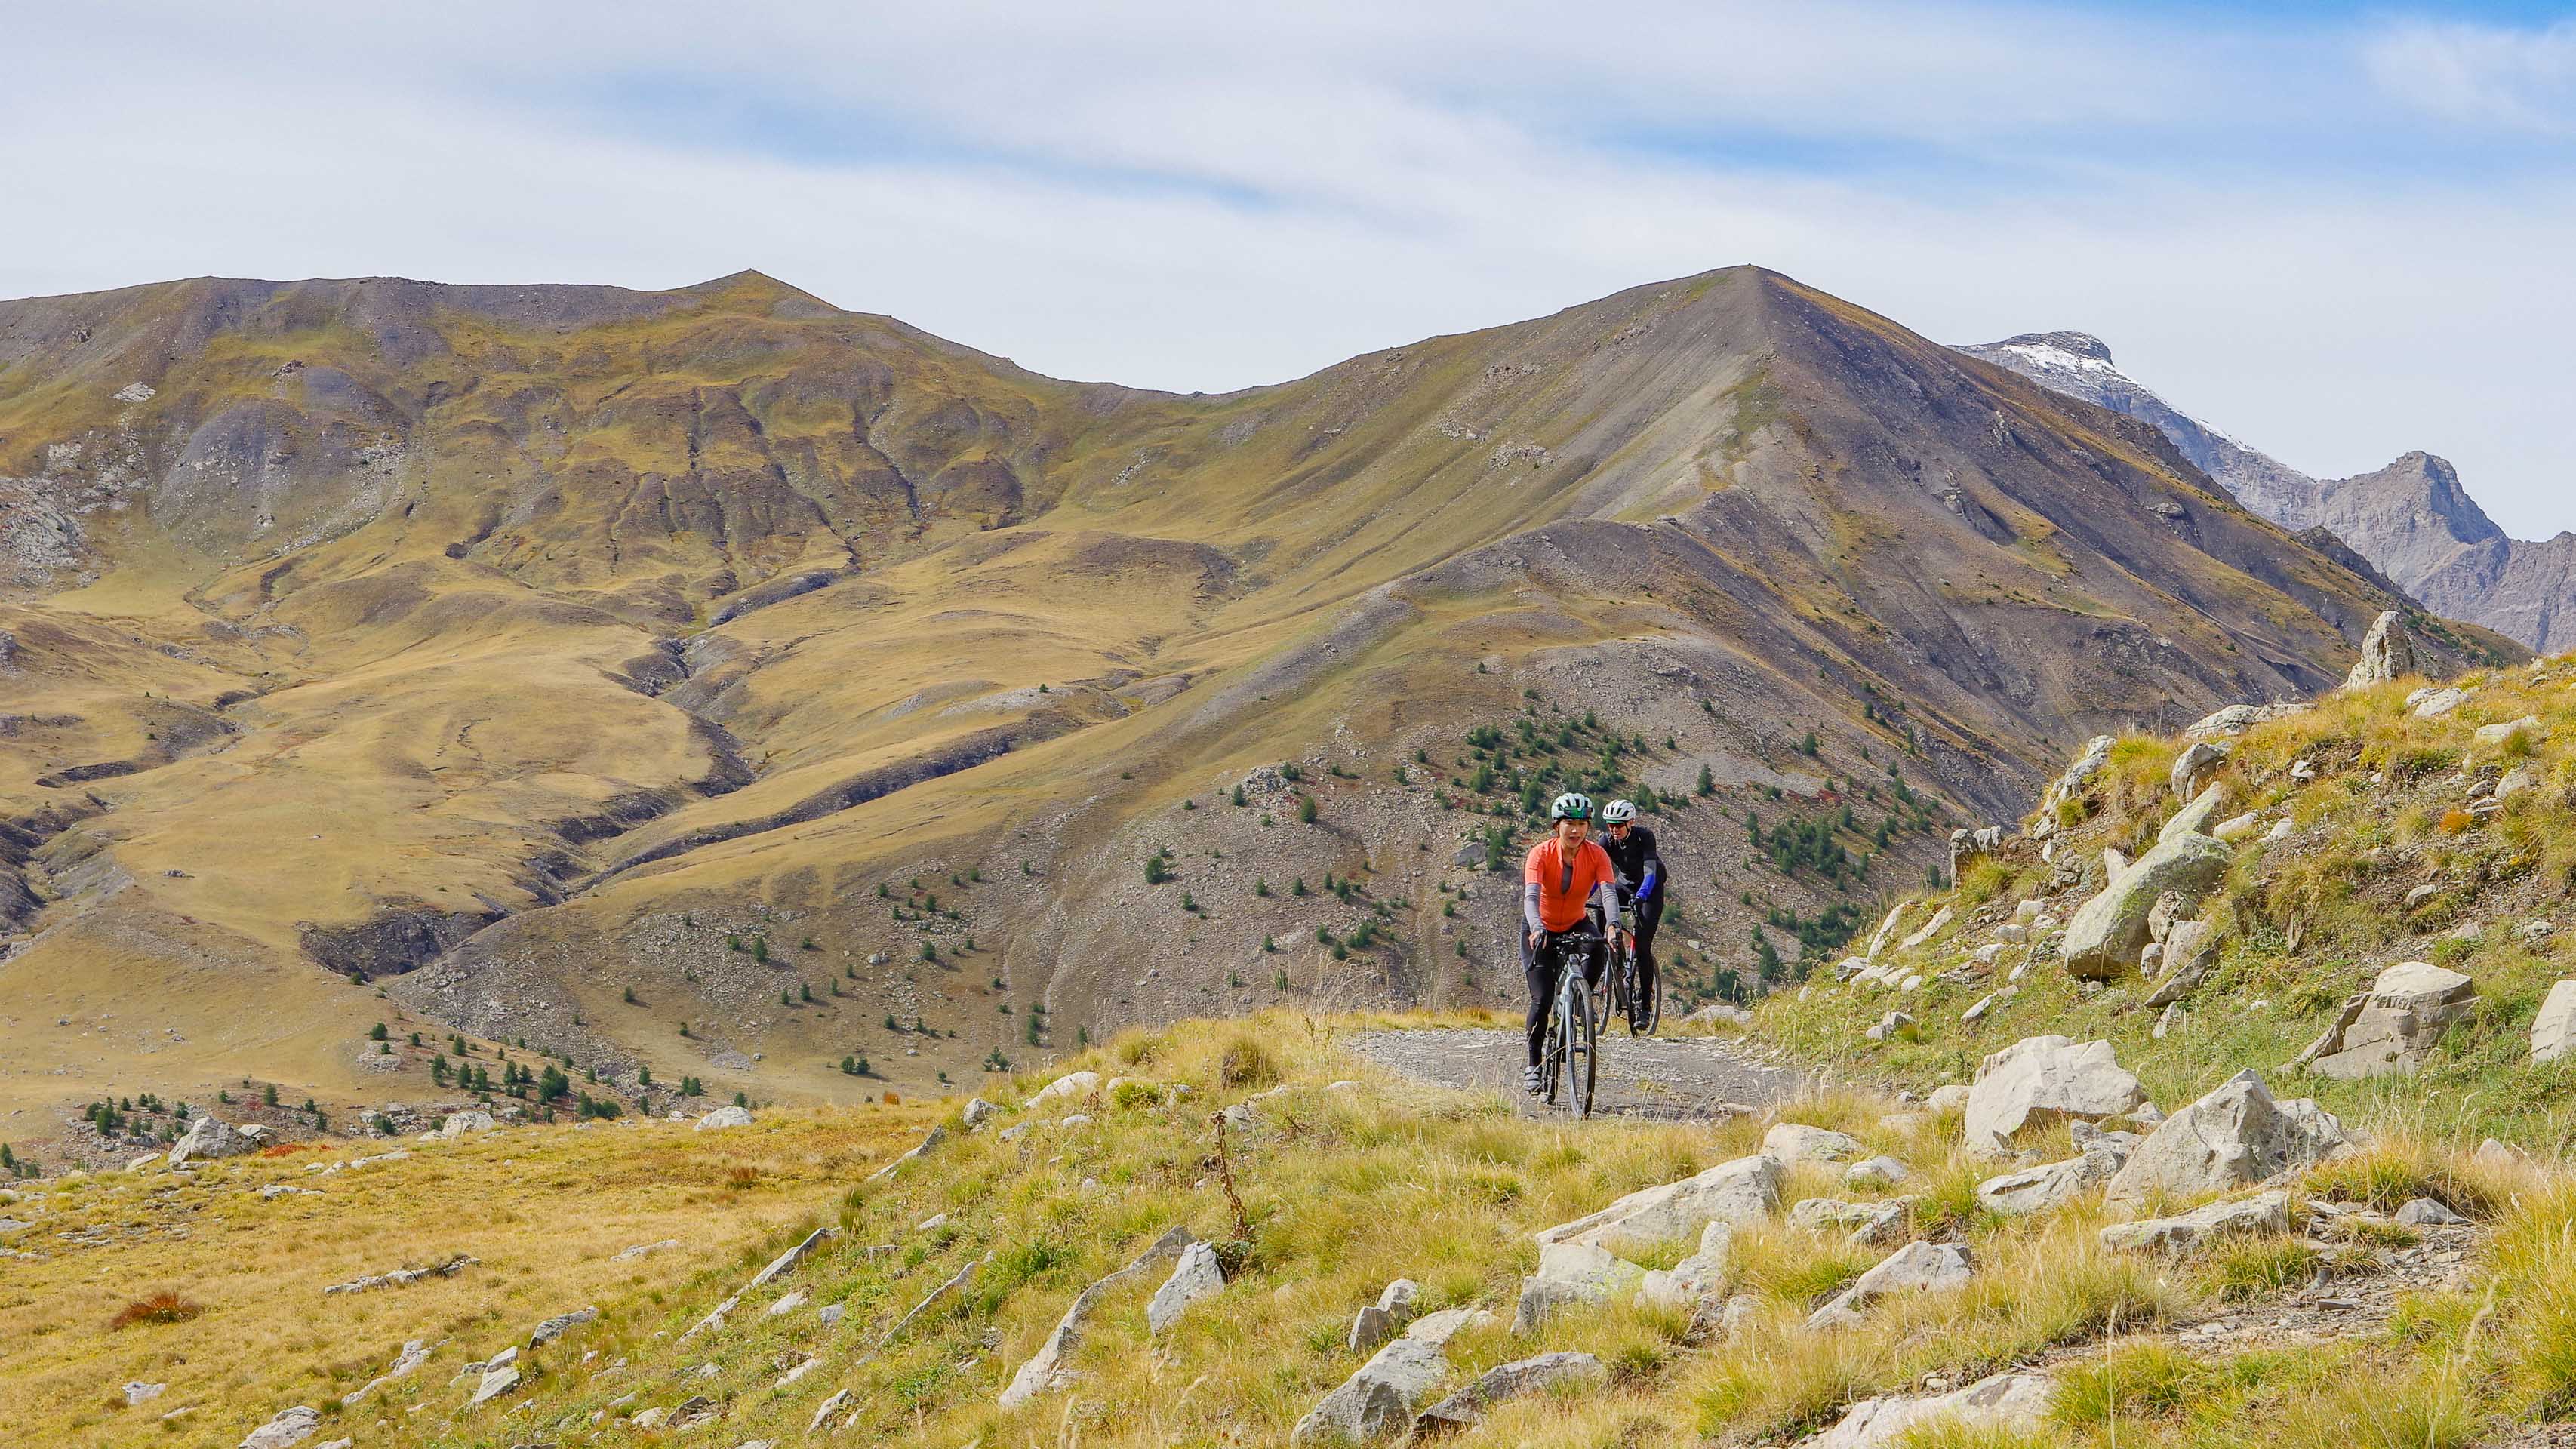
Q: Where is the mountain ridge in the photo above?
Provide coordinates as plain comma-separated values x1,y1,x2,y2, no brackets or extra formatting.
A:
0,263,2516,1129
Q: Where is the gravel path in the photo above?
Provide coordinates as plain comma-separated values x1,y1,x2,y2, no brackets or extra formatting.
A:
1344,1027,1805,1121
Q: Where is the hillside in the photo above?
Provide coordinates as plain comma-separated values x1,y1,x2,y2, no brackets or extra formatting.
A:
0,266,2516,1143
1958,331,2576,654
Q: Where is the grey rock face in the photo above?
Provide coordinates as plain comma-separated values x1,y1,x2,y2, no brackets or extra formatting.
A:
2104,1072,2344,1210
2061,832,2230,979
1964,1035,2144,1154
2100,1190,2289,1254
1414,1352,1605,1435
2298,961,2475,1079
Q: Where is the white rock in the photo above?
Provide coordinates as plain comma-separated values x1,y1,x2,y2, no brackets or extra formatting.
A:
2299,961,2476,1080
2412,688,2467,718
1975,1152,2120,1215
1513,1241,1646,1333
1925,1084,1971,1115
1290,1337,1448,1444
694,1106,755,1131
2534,980,2576,1065
1146,1241,1226,1335
1413,1352,1605,1435
2344,611,2417,688
1764,1124,1864,1164
2213,812,2261,842
1898,906,1955,954
2396,1197,2470,1226
1637,1220,1733,1310
1534,1153,1782,1254
2476,715,2544,748
2104,1072,2343,1210
1843,1156,1910,1189
1808,1241,1972,1328
168,1115,253,1166
439,1109,496,1139
1026,1071,1102,1108
1964,1036,2144,1154
239,1406,323,1448
1811,1371,2055,1449
2100,1190,2290,1254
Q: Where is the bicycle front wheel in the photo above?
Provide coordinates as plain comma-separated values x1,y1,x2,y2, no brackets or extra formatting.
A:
1564,987,1596,1118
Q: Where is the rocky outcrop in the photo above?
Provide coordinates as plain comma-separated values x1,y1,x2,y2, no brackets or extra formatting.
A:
693,1105,754,1131
2169,741,2230,799
1964,1036,2144,1154
2032,735,2114,837
168,1115,254,1166
1637,1221,1734,1309
747,1226,836,1288
2104,1072,2344,1210
1514,1241,1646,1333
239,1405,324,1448
2344,610,2418,688
1291,1337,1448,1444
1808,1241,1972,1329
527,1306,596,1346
2296,961,2476,1079
2060,832,2230,978
2101,1190,2290,1254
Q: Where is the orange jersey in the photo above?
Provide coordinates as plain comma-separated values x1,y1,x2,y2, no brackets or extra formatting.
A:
1524,836,1616,933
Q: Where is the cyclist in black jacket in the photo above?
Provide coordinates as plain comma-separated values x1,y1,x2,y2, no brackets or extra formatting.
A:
1599,799,1664,1012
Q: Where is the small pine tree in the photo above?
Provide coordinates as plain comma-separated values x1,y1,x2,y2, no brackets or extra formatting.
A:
262,1082,279,1107
734,1091,749,1108
1297,795,1318,824
623,986,638,1004
751,937,769,964
369,1022,389,1041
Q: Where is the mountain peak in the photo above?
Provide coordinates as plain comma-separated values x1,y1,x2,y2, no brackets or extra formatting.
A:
1968,331,2119,371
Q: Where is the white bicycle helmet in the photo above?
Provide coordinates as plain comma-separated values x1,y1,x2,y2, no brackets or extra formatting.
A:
1548,792,1594,821
1601,798,1637,823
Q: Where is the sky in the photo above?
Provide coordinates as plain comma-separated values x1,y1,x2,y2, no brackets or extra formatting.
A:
5,2,2573,536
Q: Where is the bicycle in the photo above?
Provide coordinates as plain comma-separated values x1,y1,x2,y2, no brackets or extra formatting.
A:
1537,929,1602,1116
1606,903,1660,1037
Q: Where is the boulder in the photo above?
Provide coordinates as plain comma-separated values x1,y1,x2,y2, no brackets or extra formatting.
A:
1963,1035,2144,1154
2100,1190,2289,1254
468,1359,522,1407
1810,1371,2055,1449
2214,812,2261,842
1762,1124,1864,1164
2060,833,2231,979
1534,1153,1781,1254
2159,785,2230,847
239,1406,323,1448
1146,1241,1226,1335
2187,703,2310,739
1026,1070,1101,1108
1974,1151,2122,1216
1637,1221,1733,1310
2299,961,2476,1079
2396,1197,2470,1227
1808,1241,1972,1329
2142,919,2215,1008
1405,1306,1497,1347
1291,1337,1449,1444
2476,715,2544,749
439,1109,496,1139
2412,687,2467,718
528,1306,596,1346
1414,1352,1605,1435
2170,742,2231,800
1925,1084,1971,1116
2534,981,2576,1065
125,1381,166,1407
343,1340,432,1406
1864,1011,1913,1042
1349,1304,1396,1352
168,1115,253,1166
693,1105,754,1131
1843,1156,1910,1190
2344,610,2418,688
1513,1241,1646,1334
2104,1072,2343,1210
962,1097,999,1129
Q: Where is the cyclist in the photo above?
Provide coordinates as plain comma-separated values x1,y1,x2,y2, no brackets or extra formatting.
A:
1521,792,1620,1094
1599,799,1666,1019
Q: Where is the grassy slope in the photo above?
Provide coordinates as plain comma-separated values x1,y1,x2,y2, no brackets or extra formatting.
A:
13,1008,2576,1449
1762,654,2576,1151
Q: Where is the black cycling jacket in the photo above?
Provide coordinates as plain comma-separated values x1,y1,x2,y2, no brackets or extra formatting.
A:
1601,824,1663,903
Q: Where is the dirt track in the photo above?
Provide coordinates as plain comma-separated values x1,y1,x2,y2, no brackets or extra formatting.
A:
1344,1026,1805,1120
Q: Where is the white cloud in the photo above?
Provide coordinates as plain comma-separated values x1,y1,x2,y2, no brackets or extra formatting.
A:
2365,16,2576,132
0,2,2569,535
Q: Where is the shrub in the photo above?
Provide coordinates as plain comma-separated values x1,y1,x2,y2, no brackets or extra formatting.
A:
110,1291,202,1330
1217,1033,1279,1088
